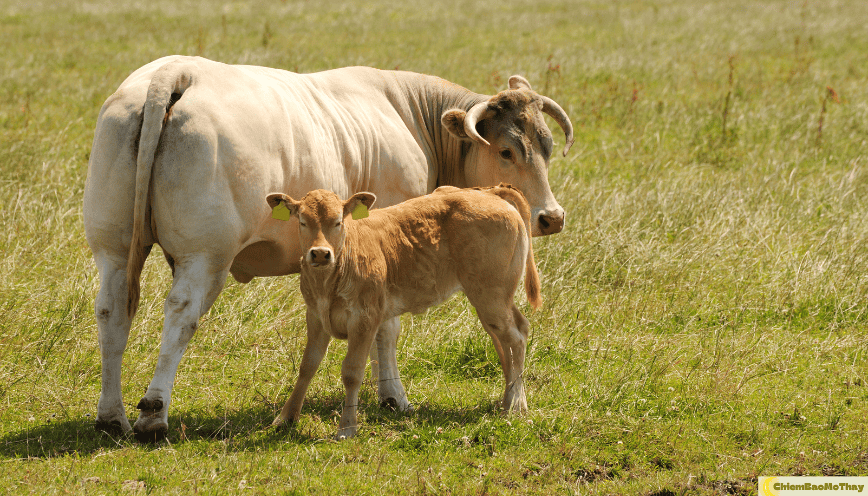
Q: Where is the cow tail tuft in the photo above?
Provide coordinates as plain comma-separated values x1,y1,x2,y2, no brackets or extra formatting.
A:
488,183,542,310
126,62,192,318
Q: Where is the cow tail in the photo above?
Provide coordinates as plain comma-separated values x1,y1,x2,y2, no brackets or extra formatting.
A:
489,184,542,310
126,62,192,318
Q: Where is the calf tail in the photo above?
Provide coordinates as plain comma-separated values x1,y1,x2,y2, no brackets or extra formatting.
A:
126,60,193,318
487,184,542,310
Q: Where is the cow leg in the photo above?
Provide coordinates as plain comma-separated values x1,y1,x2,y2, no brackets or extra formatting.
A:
272,311,331,428
133,256,228,442
337,319,380,439
472,302,529,413
374,317,411,412
93,251,140,434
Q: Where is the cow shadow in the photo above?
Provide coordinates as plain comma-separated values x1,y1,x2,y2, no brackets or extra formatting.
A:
0,391,502,458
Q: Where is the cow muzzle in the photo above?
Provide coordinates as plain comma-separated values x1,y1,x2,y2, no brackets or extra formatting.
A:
536,208,566,236
306,247,334,267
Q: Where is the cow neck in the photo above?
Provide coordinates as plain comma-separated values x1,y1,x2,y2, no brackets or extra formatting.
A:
391,72,488,190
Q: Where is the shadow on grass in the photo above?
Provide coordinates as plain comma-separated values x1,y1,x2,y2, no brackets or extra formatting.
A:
0,417,133,459
0,392,501,459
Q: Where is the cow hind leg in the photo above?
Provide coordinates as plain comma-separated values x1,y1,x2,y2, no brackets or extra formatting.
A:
133,256,229,442
374,317,411,412
93,251,143,434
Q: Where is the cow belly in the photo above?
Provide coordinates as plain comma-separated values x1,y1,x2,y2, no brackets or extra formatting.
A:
230,240,301,282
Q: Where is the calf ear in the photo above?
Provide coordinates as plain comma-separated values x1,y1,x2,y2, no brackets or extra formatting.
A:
343,192,376,218
265,193,301,216
441,109,469,139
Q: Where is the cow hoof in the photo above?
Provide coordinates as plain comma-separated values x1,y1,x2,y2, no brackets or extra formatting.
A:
380,397,413,413
136,398,164,411
380,397,399,411
133,425,168,443
134,397,168,443
95,418,131,436
334,427,357,440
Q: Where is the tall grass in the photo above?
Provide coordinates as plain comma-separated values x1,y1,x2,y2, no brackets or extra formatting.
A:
2,0,868,494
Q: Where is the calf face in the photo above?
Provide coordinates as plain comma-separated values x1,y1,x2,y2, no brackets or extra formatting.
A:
266,190,376,269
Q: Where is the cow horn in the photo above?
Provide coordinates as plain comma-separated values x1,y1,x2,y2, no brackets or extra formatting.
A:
463,101,495,147
540,95,575,156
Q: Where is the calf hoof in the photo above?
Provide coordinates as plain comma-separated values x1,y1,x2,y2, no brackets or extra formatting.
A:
269,416,296,432
502,397,528,414
133,397,168,443
95,418,131,436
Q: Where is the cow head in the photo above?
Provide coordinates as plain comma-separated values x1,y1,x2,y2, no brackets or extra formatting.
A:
266,189,376,270
441,76,574,237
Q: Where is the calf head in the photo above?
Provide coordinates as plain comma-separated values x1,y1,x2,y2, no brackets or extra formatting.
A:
266,189,377,269
441,76,574,237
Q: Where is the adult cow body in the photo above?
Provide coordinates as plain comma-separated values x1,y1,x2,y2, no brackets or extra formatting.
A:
83,55,573,441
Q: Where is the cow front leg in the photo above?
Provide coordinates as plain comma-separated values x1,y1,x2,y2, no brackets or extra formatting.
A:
374,317,411,412
133,257,228,442
93,252,137,434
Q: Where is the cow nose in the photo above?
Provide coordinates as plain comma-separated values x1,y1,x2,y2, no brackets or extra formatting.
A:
308,247,333,266
537,210,565,236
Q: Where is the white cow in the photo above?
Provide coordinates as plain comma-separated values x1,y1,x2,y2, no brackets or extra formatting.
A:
83,55,573,441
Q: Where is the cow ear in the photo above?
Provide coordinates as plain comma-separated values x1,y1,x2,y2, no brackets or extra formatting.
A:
343,192,376,218
266,193,300,216
508,75,533,91
441,109,470,140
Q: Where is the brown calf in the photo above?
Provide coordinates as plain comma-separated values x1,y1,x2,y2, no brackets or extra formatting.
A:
265,184,542,438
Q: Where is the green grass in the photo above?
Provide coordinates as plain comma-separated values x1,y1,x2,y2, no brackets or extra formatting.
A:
2,0,868,493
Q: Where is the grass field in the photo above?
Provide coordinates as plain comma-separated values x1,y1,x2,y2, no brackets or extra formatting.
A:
2,0,868,494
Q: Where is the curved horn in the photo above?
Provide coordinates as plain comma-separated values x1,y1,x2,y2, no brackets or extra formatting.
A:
463,100,495,147
540,95,575,156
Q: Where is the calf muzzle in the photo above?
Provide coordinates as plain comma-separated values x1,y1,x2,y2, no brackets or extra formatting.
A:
307,247,334,267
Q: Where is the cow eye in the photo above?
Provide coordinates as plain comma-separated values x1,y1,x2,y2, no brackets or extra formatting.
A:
499,149,513,160
299,220,307,227
334,221,342,228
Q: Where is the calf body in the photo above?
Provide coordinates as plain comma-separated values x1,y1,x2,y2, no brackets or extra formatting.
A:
266,185,541,438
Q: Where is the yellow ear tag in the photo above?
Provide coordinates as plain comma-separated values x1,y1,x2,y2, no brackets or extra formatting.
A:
271,202,291,221
351,203,369,220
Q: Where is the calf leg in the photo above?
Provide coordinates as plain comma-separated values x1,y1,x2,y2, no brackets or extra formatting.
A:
373,317,411,411
93,251,140,434
272,311,331,428
337,319,379,439
473,302,530,413
133,256,228,442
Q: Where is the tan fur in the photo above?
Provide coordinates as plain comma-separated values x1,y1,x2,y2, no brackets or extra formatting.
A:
269,187,541,437
479,184,542,310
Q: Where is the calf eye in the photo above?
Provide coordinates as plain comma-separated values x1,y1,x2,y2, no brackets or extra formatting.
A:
299,221,307,227
499,149,513,160
335,221,342,228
